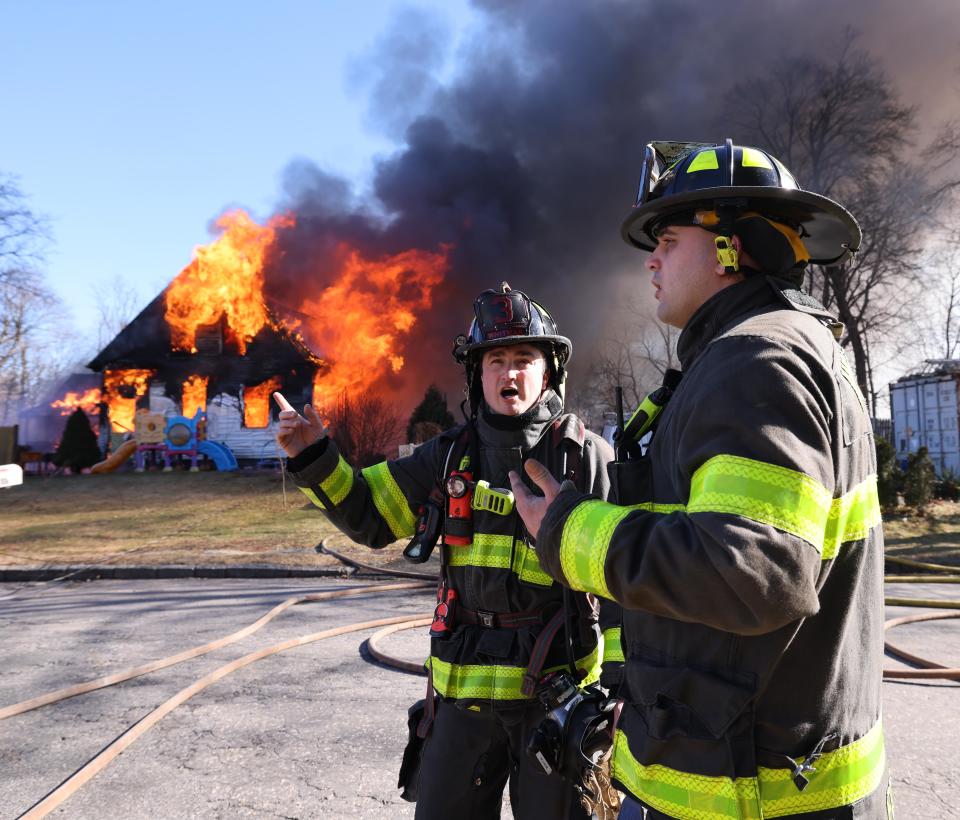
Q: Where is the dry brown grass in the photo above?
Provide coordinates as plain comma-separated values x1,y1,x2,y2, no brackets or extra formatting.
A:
0,470,410,571
3,473,960,571
882,500,960,567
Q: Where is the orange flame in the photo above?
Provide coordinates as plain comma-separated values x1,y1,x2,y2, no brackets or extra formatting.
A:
299,244,450,410
243,376,282,428
164,210,292,354
51,388,102,416
103,369,155,432
182,375,208,419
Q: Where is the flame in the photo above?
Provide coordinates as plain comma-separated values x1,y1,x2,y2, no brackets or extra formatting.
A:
182,375,208,419
243,376,282,428
164,210,292,354
300,244,450,410
103,369,155,432
51,388,102,416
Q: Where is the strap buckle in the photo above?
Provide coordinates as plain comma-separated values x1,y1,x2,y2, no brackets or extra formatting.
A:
477,610,496,628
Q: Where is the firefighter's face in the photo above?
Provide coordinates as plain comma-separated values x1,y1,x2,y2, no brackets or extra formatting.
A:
481,344,548,416
646,225,744,328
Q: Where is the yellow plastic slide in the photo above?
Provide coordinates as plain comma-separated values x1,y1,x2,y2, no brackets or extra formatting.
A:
91,439,138,474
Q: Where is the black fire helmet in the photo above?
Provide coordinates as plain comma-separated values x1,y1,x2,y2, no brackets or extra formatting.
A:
621,140,861,275
453,283,572,415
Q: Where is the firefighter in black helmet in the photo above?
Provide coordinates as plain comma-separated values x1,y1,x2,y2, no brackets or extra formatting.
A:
511,141,891,819
277,283,619,819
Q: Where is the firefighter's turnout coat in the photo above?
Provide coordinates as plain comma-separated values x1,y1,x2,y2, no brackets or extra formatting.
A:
288,390,620,707
537,276,888,819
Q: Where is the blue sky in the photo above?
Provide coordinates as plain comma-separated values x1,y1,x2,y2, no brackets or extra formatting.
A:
1,1,474,347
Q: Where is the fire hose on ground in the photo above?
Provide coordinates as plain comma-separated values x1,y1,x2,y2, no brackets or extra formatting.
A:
3,539,958,816
881,553,960,681
316,538,960,684
3,574,436,819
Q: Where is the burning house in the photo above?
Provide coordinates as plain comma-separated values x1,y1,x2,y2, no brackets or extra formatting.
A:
81,210,449,465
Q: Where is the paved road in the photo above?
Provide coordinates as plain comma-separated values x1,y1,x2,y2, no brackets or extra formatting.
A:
1,578,957,819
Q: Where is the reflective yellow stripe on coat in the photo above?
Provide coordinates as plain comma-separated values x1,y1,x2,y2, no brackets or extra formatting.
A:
559,455,881,597
611,720,886,819
298,454,354,509
361,461,417,540
447,533,554,586
602,627,624,664
428,644,601,701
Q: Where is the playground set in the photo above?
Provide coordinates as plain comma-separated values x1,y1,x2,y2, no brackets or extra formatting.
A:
92,408,238,474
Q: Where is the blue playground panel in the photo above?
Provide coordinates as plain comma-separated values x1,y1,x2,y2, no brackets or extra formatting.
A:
198,440,239,471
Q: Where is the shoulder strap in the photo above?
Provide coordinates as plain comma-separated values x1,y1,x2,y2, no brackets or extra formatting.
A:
439,423,473,483
551,415,586,490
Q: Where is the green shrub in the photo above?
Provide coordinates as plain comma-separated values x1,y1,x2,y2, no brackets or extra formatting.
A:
875,437,902,508
903,446,936,511
407,385,455,442
935,469,960,501
53,409,102,472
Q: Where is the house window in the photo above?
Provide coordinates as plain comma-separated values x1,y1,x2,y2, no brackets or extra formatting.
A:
242,376,282,428
196,323,223,356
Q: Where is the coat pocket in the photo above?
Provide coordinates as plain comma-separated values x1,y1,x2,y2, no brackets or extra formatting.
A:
626,658,756,740
608,457,654,506
397,698,435,802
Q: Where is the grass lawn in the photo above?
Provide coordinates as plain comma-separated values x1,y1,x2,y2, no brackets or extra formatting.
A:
2,470,959,571
0,469,415,571
881,499,960,568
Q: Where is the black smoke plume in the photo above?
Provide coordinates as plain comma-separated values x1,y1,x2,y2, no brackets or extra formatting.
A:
264,0,960,416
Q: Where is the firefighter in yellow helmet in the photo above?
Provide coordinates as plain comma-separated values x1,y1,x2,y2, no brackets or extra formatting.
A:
510,140,891,819
277,283,619,819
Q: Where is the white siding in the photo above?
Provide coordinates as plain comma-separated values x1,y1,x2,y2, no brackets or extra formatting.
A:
205,393,283,461
148,384,177,416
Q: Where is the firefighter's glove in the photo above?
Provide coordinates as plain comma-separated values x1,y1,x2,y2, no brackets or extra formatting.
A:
509,458,561,542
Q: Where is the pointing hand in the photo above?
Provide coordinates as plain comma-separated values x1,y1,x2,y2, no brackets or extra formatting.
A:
274,392,327,457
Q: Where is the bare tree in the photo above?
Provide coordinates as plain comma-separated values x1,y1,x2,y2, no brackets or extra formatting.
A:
0,175,49,285
726,30,960,414
94,275,144,351
0,269,70,424
328,389,404,467
919,228,960,362
575,297,678,424
0,178,68,425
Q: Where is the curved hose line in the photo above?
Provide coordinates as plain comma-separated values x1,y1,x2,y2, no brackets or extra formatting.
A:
366,617,434,674
0,581,432,721
316,537,439,581
884,554,960,573
883,611,960,682
16,611,433,820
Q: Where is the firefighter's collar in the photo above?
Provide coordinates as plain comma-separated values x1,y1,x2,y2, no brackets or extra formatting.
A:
677,274,778,369
477,389,563,450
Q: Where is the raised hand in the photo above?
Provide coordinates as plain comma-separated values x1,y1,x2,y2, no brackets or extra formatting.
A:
274,392,327,457
508,458,562,542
